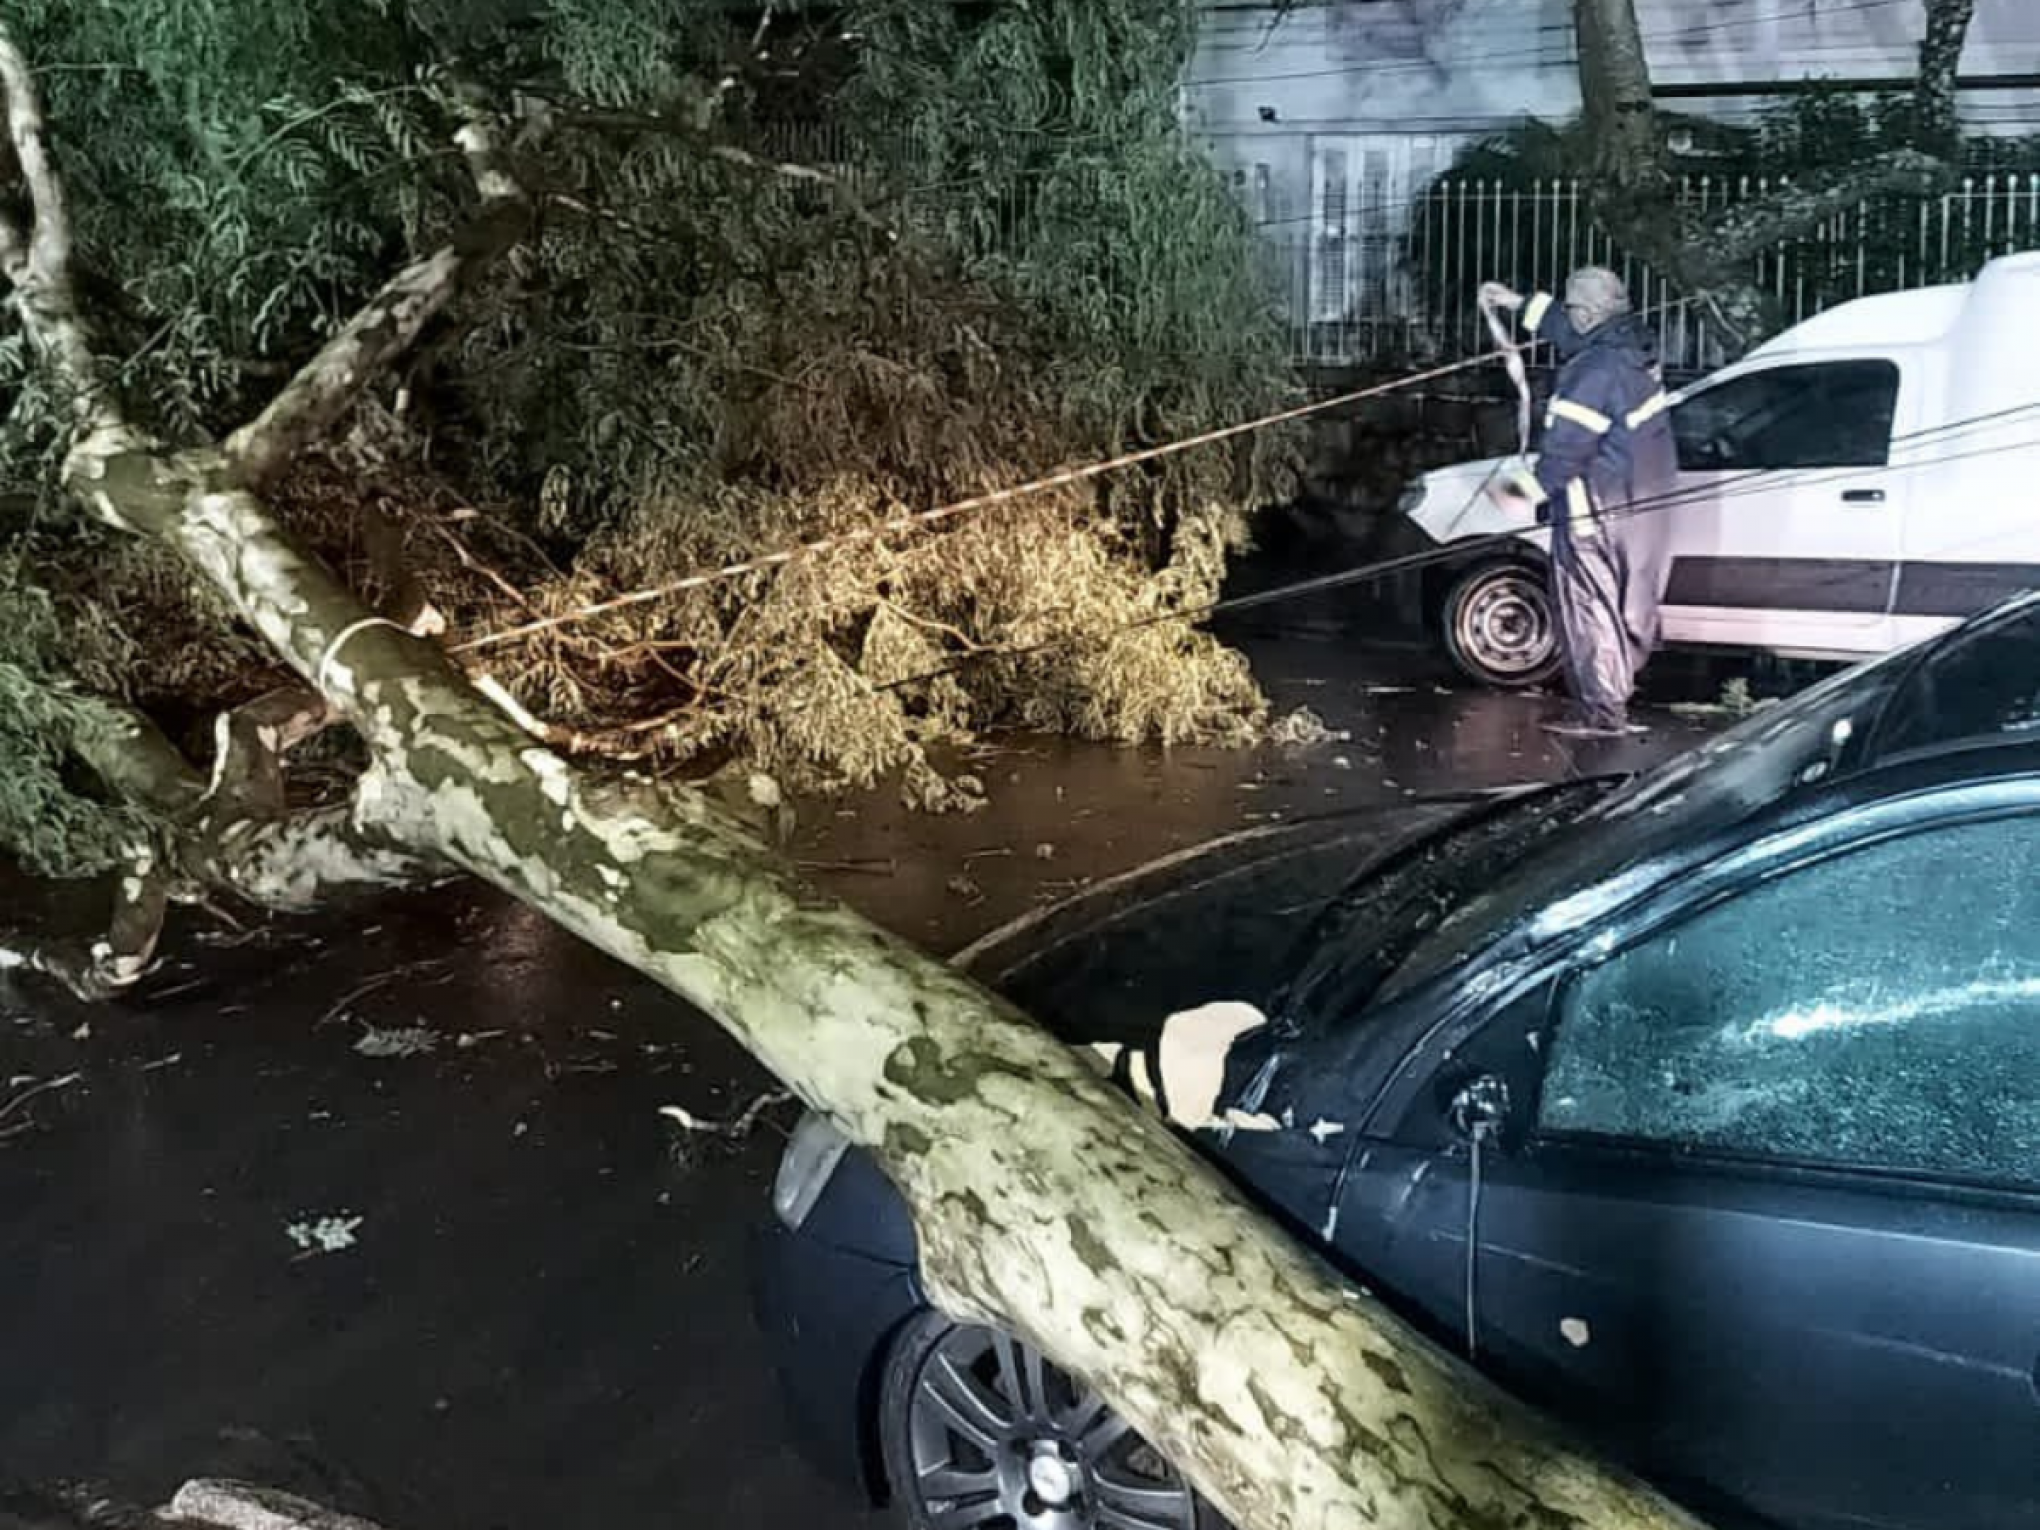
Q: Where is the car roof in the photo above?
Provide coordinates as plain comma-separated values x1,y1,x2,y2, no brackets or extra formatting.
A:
1747,285,1966,359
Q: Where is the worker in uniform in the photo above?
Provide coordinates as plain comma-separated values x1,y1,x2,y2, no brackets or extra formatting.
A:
1481,268,1678,737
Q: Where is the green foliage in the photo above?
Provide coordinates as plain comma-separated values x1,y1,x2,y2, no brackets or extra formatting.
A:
0,0,1300,871
1750,83,2040,176
0,0,461,472
846,0,1293,394
0,556,165,877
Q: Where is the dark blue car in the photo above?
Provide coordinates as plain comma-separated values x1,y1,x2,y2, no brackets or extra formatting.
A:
753,594,2040,1530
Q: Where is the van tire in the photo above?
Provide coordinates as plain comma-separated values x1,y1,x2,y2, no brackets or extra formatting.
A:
1440,559,1562,689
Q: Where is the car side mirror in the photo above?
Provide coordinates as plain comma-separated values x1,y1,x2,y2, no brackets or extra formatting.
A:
1445,1072,1513,1144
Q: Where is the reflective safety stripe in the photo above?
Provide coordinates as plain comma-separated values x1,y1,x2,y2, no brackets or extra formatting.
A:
1626,390,1672,430
1523,292,1554,331
1549,398,1614,435
1567,479,1599,538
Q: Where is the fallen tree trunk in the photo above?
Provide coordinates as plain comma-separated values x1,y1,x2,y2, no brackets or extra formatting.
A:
0,31,1709,1530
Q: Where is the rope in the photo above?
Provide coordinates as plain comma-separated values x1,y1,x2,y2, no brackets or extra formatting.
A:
450,349,1521,655
851,398,2040,704
428,395,2040,756
1477,289,1531,459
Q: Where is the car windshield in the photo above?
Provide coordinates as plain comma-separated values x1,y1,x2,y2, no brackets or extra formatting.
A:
1382,646,1920,997
1282,598,2040,1025
1277,778,1621,1024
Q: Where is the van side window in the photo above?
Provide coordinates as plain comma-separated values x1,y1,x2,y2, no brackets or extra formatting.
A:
1674,361,1900,471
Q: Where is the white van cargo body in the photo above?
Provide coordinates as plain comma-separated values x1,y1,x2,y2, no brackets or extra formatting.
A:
1402,252,2040,687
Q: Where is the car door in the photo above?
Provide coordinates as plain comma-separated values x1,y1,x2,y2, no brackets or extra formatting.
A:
1344,806,2040,1530
1659,357,1911,658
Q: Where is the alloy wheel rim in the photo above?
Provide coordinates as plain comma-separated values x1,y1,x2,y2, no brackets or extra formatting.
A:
904,1324,1199,1530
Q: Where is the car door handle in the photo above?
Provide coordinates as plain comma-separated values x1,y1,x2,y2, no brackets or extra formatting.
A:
1842,488,1886,504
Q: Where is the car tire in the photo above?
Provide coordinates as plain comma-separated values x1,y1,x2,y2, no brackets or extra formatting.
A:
878,1308,1228,1530
1440,558,1562,689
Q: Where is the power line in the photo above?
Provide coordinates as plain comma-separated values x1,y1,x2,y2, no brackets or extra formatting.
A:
456,346,2040,712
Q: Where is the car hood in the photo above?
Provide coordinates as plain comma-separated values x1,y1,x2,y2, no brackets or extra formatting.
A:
957,793,1516,1048
1406,455,1551,551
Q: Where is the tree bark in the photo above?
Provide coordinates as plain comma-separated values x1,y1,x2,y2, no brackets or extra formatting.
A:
162,1481,392,1530
1566,0,1971,356
1915,0,1978,160
0,28,1714,1530
220,119,535,491
1572,0,1664,193
0,677,428,999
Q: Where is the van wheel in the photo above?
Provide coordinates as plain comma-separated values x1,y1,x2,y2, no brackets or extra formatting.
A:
1441,560,1561,689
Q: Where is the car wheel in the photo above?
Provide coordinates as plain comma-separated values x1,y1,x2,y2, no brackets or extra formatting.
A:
1441,559,1561,689
878,1309,1226,1530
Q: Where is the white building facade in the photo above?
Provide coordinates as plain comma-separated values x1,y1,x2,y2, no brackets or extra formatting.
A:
1184,0,2040,360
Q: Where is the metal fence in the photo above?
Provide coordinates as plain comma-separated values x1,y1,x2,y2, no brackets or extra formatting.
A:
1274,172,2040,372
750,123,2040,375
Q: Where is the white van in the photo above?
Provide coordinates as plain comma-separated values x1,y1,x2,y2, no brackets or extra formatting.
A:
1401,251,2040,687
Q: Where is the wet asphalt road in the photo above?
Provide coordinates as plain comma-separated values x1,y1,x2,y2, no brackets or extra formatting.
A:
0,572,1773,1529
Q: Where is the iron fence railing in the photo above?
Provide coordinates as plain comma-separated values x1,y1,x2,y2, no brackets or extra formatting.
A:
751,122,2040,374
1367,172,2040,371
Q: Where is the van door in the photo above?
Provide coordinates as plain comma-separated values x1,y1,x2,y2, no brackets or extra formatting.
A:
1658,357,1908,657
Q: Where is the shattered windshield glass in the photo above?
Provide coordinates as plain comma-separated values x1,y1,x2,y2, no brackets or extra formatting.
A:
1277,779,1619,1024
1287,599,2040,1022
1377,647,1919,999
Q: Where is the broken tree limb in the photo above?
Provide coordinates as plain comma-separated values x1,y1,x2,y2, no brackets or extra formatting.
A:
0,648,427,1000
1697,151,1948,271
0,31,1714,1530
220,114,536,491
1,1475,400,1530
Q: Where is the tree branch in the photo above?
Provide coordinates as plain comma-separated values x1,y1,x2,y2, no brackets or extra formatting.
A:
165,1479,398,1530
549,100,896,239
4,690,432,1000
0,1475,408,1530
0,34,121,437
219,116,538,491
1915,0,1978,158
1697,150,1949,270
